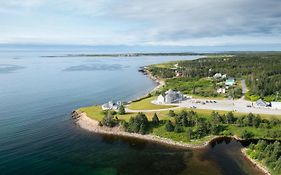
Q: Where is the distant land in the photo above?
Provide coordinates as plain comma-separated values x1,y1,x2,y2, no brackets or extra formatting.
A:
41,51,281,58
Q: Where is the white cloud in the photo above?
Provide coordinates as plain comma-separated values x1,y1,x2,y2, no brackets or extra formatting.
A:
0,0,280,46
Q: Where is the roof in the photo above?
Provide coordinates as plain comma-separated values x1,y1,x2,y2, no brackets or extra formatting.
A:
256,99,267,106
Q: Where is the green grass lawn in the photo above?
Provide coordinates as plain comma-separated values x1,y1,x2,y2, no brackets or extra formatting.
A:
152,124,216,145
79,105,281,123
127,96,177,110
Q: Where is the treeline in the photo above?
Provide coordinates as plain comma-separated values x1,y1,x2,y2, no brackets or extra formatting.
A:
100,109,281,140
164,110,281,140
247,140,281,175
149,54,281,101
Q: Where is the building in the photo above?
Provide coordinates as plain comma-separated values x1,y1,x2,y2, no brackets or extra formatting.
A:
271,102,281,109
102,101,122,110
255,99,268,107
213,73,222,79
217,88,226,94
175,70,182,77
225,78,235,86
156,89,184,104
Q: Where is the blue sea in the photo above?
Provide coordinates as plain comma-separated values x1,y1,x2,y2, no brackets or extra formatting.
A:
0,45,263,175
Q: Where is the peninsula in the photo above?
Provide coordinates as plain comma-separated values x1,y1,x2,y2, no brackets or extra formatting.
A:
74,53,281,175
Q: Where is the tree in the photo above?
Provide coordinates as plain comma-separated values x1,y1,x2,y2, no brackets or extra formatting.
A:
240,130,254,139
101,112,118,127
186,128,193,141
127,113,149,134
226,112,235,124
152,113,160,125
118,105,126,115
165,120,174,132
174,124,183,133
139,123,146,135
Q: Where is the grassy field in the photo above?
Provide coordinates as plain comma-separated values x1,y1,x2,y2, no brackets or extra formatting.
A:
127,96,177,110
152,125,214,144
79,105,281,123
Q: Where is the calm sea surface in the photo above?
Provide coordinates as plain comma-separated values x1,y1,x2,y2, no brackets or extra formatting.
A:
0,47,263,175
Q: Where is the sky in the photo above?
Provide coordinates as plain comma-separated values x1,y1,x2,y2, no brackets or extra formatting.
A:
0,0,281,49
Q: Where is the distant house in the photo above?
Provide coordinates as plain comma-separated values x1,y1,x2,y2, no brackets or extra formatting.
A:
217,88,226,94
222,74,227,79
255,99,268,107
102,101,122,110
271,102,281,109
213,73,222,79
156,89,184,104
175,70,182,77
225,78,235,86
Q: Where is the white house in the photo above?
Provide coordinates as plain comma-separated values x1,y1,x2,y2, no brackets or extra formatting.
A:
213,73,222,79
156,89,184,104
102,101,122,110
271,102,281,109
217,88,226,94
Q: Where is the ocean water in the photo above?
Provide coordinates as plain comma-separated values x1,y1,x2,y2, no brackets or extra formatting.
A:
0,47,263,175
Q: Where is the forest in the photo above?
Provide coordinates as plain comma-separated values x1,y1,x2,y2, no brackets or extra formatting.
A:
247,140,281,175
148,53,281,101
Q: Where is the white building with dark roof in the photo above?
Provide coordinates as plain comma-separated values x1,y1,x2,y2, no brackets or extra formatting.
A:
156,89,184,104
102,101,122,110
255,99,268,107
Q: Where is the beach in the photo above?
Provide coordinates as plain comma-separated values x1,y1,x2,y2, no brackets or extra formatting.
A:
73,110,211,149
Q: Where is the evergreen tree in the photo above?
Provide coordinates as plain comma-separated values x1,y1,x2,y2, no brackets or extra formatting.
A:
152,113,160,125
118,105,126,115
165,120,174,132
174,124,182,133
226,112,235,124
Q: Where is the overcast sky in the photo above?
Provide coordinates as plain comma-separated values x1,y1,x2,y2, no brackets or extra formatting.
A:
0,0,281,47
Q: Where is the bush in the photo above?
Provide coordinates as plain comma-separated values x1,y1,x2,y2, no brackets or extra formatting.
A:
165,120,174,132
240,130,254,139
174,124,183,133
101,113,118,127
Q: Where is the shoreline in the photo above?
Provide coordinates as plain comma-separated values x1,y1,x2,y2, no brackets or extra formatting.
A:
128,68,165,104
73,110,217,149
241,148,271,175
73,110,271,175
73,65,271,175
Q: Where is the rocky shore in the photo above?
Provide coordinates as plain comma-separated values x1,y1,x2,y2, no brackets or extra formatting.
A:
73,110,216,149
241,148,271,175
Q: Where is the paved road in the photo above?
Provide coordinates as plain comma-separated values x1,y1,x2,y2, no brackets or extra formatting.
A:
127,98,281,116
